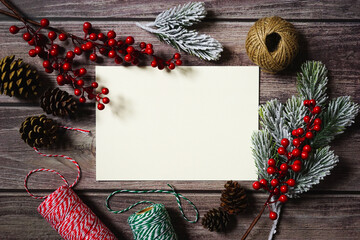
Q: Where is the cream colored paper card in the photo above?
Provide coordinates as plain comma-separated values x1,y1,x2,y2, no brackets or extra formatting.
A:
96,66,259,180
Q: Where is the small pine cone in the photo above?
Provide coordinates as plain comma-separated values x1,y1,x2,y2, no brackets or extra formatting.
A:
201,208,230,232
19,115,58,148
40,88,78,117
0,55,41,98
220,180,248,215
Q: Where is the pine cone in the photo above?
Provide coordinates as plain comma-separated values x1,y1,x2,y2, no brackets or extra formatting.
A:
40,88,78,117
0,55,41,98
201,208,230,232
220,180,248,215
19,115,58,148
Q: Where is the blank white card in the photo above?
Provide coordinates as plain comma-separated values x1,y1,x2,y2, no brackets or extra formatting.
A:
96,66,259,180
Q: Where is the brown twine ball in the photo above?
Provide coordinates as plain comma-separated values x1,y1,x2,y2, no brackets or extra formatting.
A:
245,16,299,73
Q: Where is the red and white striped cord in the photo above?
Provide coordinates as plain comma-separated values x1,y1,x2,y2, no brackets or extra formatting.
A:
24,147,81,199
59,126,90,135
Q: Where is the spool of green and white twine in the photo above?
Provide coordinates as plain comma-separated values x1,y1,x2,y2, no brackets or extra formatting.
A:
106,184,199,240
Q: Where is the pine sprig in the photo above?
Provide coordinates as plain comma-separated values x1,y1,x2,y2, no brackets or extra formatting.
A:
136,2,223,61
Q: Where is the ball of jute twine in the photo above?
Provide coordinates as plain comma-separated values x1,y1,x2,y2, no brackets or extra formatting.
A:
245,16,299,73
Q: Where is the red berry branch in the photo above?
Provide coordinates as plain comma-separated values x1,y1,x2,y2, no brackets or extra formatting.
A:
241,99,322,240
1,0,182,110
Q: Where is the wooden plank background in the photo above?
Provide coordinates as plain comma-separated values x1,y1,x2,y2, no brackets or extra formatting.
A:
0,0,359,239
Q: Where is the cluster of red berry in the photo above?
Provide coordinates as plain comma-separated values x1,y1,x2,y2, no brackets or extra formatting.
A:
9,19,182,110
252,99,322,220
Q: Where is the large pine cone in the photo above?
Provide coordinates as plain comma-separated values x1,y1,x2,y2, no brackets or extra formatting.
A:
19,115,58,148
201,208,230,232
220,180,248,215
0,55,41,98
40,88,78,117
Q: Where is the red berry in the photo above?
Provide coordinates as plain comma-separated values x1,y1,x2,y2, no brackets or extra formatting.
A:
28,38,35,46
23,32,32,41
66,51,75,59
79,97,86,103
115,56,123,64
50,48,59,56
273,187,280,195
78,68,87,76
52,63,59,70
40,18,49,27
146,43,153,49
85,41,93,50
98,103,105,110
277,147,286,155
310,99,316,106
270,179,279,187
62,62,71,71
267,166,276,175
108,38,117,47
292,148,301,157
292,129,298,136
252,181,261,190
313,125,321,131
74,88,81,96
34,46,42,54
312,106,321,114
304,115,310,123
48,31,57,41
74,47,82,55
89,33,98,41
140,42,146,48
59,33,67,41
174,53,181,59
102,97,110,104
168,63,175,70
9,25,19,34
56,75,65,85
102,88,109,95
126,46,135,54
281,138,289,147
91,82,98,88
280,185,288,193
297,128,304,136
293,160,302,165
83,22,92,30
117,40,124,47
303,145,312,152
279,195,288,203
269,211,277,220
259,179,267,186
45,67,53,73
280,163,288,171
268,158,276,166
99,47,107,55
304,100,309,106
89,53,97,61
175,59,183,66
305,131,314,139
124,54,132,62
98,33,106,41
81,44,87,51
291,164,302,172
77,79,84,86
301,151,309,160
293,138,300,147
107,30,116,39
43,60,51,68
151,60,158,68
314,118,322,125
286,179,296,187
146,48,154,55
108,50,116,58
125,36,134,45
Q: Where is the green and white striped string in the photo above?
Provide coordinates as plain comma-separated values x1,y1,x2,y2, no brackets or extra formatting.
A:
106,184,199,240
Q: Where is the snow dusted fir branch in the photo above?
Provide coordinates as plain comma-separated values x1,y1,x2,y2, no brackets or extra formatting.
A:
136,2,223,61
242,61,359,240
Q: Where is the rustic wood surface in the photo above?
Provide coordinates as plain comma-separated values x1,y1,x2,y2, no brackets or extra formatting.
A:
0,0,359,239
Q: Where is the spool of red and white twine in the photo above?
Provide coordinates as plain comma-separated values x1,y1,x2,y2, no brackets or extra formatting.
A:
24,127,117,240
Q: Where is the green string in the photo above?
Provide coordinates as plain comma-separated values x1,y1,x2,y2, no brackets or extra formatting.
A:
105,184,199,223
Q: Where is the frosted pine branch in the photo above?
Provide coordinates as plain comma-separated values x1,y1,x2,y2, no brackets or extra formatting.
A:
136,2,223,61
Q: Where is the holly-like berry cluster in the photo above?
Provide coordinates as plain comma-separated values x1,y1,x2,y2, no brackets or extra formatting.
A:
252,99,322,220
9,19,182,110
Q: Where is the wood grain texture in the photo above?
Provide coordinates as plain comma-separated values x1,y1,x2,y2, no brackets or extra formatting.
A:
0,0,359,20
1,192,359,240
0,0,359,239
